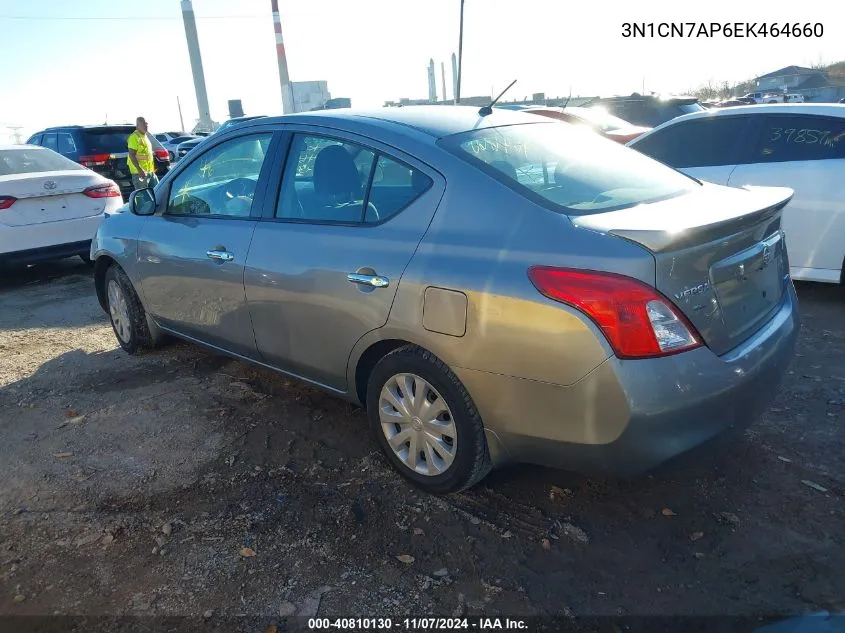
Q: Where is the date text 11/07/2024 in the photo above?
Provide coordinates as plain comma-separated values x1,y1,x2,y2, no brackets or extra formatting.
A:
307,618,528,630
622,22,824,38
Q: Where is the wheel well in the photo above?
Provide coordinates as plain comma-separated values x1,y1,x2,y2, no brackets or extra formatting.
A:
93,256,117,312
354,339,413,405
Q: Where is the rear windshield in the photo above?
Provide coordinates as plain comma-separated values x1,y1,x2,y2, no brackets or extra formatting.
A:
0,148,84,176
443,122,697,215
82,128,134,153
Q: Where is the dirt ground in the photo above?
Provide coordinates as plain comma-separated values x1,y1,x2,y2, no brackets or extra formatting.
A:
0,259,843,630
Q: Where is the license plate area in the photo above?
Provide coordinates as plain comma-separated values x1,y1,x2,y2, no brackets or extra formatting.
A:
709,232,785,338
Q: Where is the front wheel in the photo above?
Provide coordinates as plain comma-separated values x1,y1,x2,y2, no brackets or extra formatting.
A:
104,265,154,354
366,346,491,494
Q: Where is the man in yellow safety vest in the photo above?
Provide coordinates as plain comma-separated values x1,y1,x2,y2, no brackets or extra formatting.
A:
127,116,158,190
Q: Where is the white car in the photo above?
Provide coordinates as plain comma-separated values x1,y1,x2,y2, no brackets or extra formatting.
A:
0,145,123,267
628,104,845,284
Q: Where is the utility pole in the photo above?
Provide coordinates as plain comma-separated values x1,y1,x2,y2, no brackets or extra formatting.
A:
270,0,294,114
177,96,185,133
456,0,465,103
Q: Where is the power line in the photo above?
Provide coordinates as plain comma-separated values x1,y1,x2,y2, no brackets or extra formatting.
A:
0,14,268,21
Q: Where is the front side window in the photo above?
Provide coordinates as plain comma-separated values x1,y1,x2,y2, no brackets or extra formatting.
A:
167,133,273,218
277,134,432,224
750,115,845,163
632,116,748,168
444,122,696,215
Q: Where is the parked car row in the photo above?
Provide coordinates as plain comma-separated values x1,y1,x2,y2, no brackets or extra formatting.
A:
24,125,170,200
89,105,800,493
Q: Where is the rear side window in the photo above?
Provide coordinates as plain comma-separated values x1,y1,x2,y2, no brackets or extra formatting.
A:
277,134,432,224
750,115,845,163
58,133,77,154
41,133,58,151
444,122,696,215
26,134,42,145
632,116,749,168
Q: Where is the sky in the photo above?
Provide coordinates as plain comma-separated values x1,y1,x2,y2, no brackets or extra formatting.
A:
0,0,842,140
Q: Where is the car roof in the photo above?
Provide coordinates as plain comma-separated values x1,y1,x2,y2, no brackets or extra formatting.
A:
252,105,547,139
630,103,845,144
41,124,135,130
656,103,845,119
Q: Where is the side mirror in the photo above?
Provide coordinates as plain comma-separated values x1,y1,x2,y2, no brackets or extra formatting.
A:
130,188,157,216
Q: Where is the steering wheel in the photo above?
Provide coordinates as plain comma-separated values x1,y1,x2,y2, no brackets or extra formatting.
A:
222,177,256,201
364,201,380,223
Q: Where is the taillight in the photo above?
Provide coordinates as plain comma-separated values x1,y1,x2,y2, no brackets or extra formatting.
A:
79,153,111,167
83,182,121,198
0,195,16,210
528,267,702,359
154,149,169,161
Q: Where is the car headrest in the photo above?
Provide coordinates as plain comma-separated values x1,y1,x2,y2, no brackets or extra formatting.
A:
313,145,361,201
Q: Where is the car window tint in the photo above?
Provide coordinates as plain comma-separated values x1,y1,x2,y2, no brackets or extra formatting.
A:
155,134,167,142
41,133,58,151
633,117,748,168
364,155,433,223
26,134,42,145
57,133,77,154
167,133,273,218
82,129,135,153
277,134,376,223
751,115,845,163
446,122,696,215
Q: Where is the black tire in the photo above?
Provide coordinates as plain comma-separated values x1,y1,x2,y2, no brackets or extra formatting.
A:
104,265,153,355
366,345,492,494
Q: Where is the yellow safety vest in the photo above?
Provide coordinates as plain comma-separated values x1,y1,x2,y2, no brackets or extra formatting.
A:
127,131,155,175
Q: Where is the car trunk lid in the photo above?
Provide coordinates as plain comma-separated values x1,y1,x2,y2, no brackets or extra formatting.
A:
571,182,794,356
0,170,111,226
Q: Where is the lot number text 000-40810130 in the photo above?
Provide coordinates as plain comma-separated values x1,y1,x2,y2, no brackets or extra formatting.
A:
622,22,824,38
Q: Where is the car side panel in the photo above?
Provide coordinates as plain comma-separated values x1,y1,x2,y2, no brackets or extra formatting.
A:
346,160,656,399
728,159,845,278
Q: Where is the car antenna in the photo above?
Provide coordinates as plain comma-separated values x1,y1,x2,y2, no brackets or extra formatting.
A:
560,85,572,112
478,79,517,116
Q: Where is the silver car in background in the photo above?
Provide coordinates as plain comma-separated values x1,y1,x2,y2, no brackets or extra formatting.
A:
90,106,799,493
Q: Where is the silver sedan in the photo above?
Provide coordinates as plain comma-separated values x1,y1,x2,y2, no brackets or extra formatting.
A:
90,106,799,493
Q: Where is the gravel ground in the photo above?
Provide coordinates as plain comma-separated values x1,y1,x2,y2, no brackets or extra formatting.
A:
0,259,843,631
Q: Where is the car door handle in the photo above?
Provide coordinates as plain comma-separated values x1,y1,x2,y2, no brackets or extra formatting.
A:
206,249,234,262
347,273,390,288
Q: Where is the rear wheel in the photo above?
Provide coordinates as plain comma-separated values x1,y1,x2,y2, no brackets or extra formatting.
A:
366,345,491,494
105,265,153,354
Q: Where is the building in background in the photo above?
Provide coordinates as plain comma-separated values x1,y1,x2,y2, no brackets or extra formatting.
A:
291,80,331,113
755,64,845,102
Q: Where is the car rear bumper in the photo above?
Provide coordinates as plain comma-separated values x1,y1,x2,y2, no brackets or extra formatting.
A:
457,282,799,474
0,215,104,266
0,240,92,266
